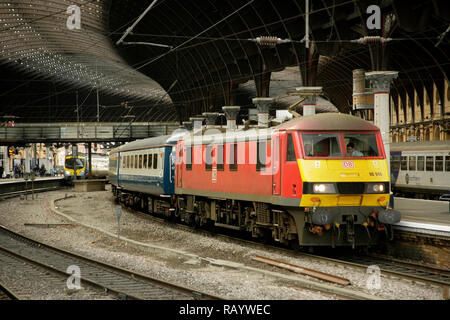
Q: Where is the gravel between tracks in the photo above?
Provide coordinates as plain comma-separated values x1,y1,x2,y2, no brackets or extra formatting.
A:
0,187,443,300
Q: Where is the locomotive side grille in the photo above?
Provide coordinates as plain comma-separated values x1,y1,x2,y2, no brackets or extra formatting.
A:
337,182,365,194
256,203,271,224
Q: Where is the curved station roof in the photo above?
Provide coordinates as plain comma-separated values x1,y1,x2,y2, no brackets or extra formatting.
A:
0,0,449,123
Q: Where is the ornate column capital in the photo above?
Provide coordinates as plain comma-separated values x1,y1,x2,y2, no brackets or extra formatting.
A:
365,71,398,93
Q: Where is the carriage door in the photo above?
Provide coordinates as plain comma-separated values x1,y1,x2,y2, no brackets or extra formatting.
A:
281,132,301,198
272,133,281,195
176,143,184,188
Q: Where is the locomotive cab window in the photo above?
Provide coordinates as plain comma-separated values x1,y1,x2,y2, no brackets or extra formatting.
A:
344,134,379,157
302,133,342,157
287,133,297,161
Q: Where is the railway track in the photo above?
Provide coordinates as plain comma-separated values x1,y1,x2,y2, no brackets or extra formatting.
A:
0,282,19,300
118,203,450,298
0,225,222,300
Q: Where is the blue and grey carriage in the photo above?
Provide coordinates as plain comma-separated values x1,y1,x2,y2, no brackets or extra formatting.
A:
108,130,186,211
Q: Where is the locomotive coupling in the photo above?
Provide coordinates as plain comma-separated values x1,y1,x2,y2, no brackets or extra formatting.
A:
310,206,401,226
377,208,401,224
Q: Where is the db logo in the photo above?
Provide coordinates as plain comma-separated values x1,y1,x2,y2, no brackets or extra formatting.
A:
343,161,354,168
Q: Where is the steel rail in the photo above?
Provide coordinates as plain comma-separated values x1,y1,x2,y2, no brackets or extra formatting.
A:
117,201,450,298
0,225,223,300
0,281,20,300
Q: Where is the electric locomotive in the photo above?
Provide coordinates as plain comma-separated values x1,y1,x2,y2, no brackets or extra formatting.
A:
175,113,400,248
109,113,401,248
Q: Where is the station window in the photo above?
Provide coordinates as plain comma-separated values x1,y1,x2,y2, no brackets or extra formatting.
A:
229,143,238,171
417,156,424,171
287,134,296,161
400,156,407,171
435,156,443,171
205,145,213,171
153,154,158,169
408,156,416,171
139,155,143,169
186,146,192,170
426,156,433,171
446,156,450,172
217,145,224,171
256,140,267,171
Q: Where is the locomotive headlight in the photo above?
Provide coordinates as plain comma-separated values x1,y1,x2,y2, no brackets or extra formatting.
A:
313,183,336,193
366,183,387,193
64,170,72,176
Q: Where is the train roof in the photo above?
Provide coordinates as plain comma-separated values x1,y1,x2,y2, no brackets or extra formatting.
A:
277,113,380,131
111,128,189,153
390,140,450,152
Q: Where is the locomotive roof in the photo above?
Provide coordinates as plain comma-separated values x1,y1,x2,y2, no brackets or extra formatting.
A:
277,113,379,131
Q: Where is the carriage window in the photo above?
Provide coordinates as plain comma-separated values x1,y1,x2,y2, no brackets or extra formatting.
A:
153,154,158,169
148,153,152,169
417,156,424,171
134,155,138,169
186,146,192,170
139,155,143,169
256,140,267,171
401,156,407,170
391,155,401,172
446,156,450,172
302,133,341,157
143,154,147,169
229,143,238,171
287,133,297,161
426,156,433,171
408,156,416,171
205,145,213,171
344,134,379,157
217,145,224,171
435,156,443,171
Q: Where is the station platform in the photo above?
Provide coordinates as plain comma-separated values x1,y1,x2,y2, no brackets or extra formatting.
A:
0,176,64,185
393,197,450,237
